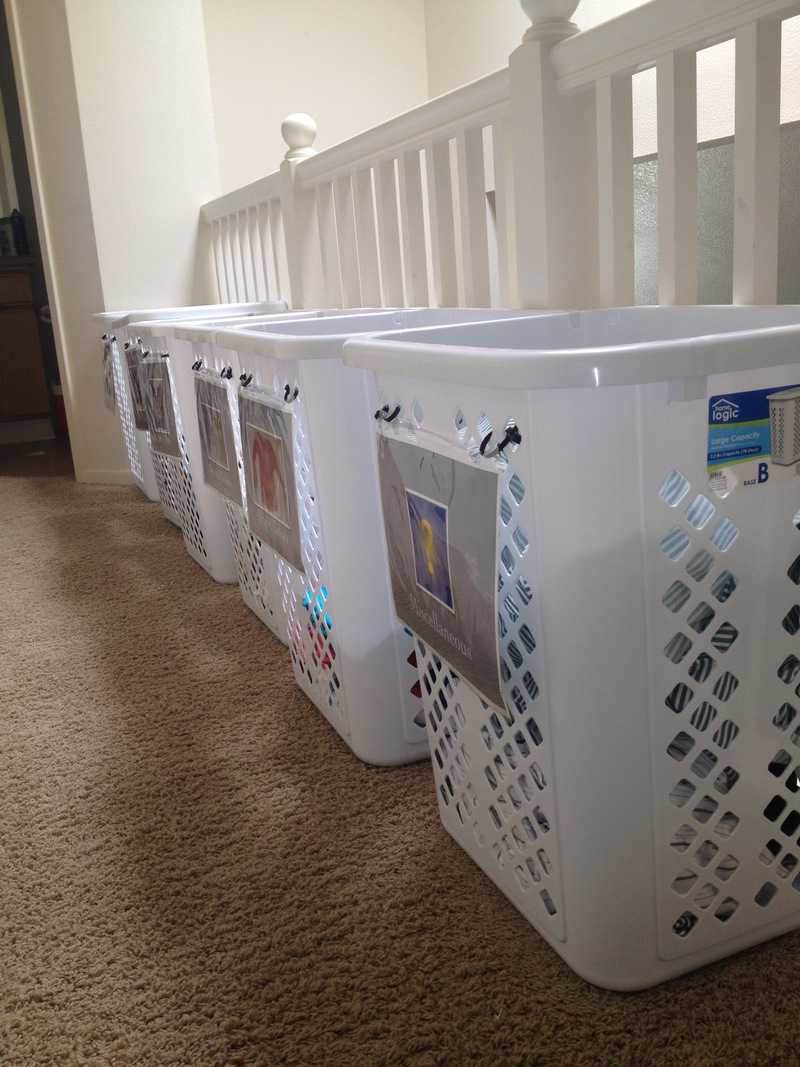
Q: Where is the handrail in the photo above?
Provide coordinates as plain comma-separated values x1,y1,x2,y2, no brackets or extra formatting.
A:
297,67,510,184
554,0,800,92
201,170,282,223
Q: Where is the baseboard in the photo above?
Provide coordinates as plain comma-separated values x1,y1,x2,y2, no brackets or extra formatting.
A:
0,418,54,444
76,468,134,486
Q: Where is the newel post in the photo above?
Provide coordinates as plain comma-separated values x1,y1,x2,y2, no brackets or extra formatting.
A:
279,113,325,308
510,1,596,308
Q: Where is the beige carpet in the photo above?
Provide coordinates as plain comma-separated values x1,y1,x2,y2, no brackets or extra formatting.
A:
2,468,800,1067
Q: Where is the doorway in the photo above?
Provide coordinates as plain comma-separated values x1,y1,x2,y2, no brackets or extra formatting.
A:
0,1,71,477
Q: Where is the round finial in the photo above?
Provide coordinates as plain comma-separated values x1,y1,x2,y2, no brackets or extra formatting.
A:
519,0,580,41
281,113,318,161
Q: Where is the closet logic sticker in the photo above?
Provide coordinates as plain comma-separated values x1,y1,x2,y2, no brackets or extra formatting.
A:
708,385,800,496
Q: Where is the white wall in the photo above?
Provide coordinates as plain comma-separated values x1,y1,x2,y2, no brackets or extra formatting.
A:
203,0,429,190
5,0,123,483
66,0,220,310
6,0,221,484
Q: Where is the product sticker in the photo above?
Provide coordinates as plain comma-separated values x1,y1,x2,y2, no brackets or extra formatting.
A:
240,391,304,573
125,344,149,430
141,358,181,457
708,385,800,496
102,338,116,413
377,435,502,707
194,373,242,504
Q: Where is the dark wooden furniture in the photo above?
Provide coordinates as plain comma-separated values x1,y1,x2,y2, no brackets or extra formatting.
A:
0,256,50,422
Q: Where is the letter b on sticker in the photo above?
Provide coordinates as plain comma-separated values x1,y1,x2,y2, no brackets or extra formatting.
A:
758,462,769,484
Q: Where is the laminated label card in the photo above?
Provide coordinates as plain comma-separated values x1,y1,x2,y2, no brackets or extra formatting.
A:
708,383,800,495
195,374,241,505
141,359,180,457
378,436,502,707
240,391,304,574
102,338,116,413
125,345,149,430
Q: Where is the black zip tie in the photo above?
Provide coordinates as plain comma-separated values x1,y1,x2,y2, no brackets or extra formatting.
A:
240,373,253,388
480,422,522,458
191,360,203,371
374,403,401,423
284,384,299,402
124,341,130,350
110,335,116,343
160,352,169,359
220,366,233,380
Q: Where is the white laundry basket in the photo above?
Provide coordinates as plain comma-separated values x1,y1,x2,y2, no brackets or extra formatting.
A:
211,310,543,767
129,303,288,581
344,304,800,989
94,303,276,504
94,313,159,502
173,310,380,643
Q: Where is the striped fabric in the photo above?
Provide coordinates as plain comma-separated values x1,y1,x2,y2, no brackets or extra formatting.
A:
686,550,714,582
665,633,693,664
670,823,697,852
711,570,737,603
688,602,716,634
693,882,718,910
666,683,694,714
669,778,695,808
689,653,715,683
713,719,740,750
715,853,739,881
782,604,800,636
691,794,718,823
690,701,718,732
710,622,738,653
663,580,691,613
667,731,695,761
713,671,739,702
773,703,797,731
671,868,697,894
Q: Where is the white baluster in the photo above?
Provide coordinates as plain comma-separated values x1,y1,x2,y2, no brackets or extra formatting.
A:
456,126,491,307
511,1,594,308
425,138,458,307
354,168,382,307
657,50,697,305
398,149,429,306
374,159,404,307
280,113,324,308
595,74,634,307
491,117,518,307
316,181,343,307
734,19,781,305
333,174,361,307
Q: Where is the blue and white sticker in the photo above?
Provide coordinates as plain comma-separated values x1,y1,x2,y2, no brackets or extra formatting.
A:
708,385,800,495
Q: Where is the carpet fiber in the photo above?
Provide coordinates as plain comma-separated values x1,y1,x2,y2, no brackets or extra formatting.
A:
2,468,799,1067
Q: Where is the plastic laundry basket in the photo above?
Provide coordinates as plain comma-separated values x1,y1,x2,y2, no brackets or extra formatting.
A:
95,313,159,502
210,309,544,767
344,304,800,989
94,303,275,504
129,303,288,581
172,310,383,642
